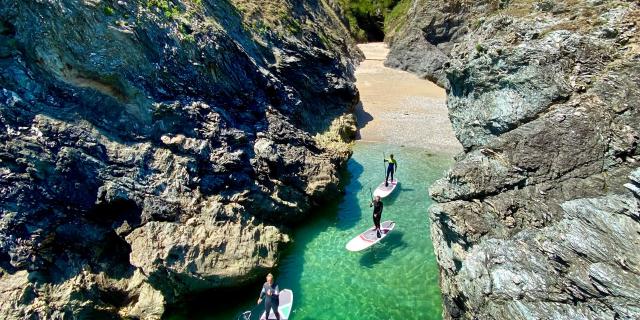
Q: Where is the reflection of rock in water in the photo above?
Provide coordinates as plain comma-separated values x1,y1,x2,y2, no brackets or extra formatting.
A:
388,0,640,318
0,1,361,318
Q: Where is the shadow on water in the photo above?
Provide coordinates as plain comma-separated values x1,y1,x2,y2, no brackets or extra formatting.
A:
166,143,452,319
164,155,369,320
336,158,366,231
359,231,407,269
277,156,370,316
163,278,265,320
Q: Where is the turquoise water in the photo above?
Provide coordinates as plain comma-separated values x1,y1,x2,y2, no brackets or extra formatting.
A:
166,142,453,320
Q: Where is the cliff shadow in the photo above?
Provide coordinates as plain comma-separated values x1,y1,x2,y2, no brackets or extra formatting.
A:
162,277,267,320
163,157,365,319
20,198,140,287
260,157,368,318
335,159,367,231
354,101,374,140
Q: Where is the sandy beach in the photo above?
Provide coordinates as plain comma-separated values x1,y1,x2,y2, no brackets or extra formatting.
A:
355,43,462,154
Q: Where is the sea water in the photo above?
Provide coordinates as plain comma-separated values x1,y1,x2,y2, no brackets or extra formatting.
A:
166,142,453,320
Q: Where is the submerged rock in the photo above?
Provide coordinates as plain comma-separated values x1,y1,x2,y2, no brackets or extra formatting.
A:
0,0,360,318
390,0,640,319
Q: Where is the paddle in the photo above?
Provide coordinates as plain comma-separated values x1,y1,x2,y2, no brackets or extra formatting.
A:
237,310,252,320
238,302,261,320
369,187,373,202
383,151,386,181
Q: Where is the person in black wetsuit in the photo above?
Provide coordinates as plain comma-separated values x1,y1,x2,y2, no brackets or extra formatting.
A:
257,273,280,319
370,195,383,238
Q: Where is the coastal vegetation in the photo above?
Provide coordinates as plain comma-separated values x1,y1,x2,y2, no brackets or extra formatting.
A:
338,0,411,41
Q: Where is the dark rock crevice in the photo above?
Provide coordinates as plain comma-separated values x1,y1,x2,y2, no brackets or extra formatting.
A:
354,12,386,42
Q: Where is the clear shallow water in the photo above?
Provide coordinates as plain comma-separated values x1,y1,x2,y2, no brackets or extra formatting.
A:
166,142,453,320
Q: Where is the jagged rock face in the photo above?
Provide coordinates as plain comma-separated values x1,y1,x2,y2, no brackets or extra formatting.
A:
389,0,640,319
0,0,359,318
385,0,496,87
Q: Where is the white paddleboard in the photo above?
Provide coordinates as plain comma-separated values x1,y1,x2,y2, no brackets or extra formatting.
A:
345,220,396,252
373,179,398,198
260,289,293,320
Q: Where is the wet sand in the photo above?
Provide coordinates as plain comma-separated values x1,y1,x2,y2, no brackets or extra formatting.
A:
355,43,463,154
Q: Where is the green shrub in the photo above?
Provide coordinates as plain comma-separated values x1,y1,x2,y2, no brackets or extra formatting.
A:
251,21,271,36
146,0,181,18
178,23,195,42
286,19,302,35
385,0,410,34
338,0,408,41
103,6,115,16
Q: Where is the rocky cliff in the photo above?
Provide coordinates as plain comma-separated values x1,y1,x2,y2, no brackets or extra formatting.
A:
388,0,640,319
0,0,360,318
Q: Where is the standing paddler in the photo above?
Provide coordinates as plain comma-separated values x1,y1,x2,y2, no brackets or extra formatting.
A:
384,154,398,187
257,273,280,320
369,195,384,238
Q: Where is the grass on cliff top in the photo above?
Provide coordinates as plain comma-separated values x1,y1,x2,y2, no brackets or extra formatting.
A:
101,0,204,21
384,0,411,38
145,0,187,18
229,0,305,37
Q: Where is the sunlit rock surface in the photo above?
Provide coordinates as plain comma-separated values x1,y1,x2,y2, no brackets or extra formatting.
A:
0,0,361,318
389,0,640,318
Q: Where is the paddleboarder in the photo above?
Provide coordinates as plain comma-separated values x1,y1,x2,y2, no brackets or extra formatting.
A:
370,195,384,238
384,154,398,187
257,273,280,320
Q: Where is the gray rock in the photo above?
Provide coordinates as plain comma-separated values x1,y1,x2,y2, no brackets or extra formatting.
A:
0,0,360,318
390,0,640,319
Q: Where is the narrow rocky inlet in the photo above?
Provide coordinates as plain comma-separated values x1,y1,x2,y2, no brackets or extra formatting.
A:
1,0,639,319
167,41,462,320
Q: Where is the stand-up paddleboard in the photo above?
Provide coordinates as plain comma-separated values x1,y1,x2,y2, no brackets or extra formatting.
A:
373,179,398,198
346,221,396,252
260,289,294,320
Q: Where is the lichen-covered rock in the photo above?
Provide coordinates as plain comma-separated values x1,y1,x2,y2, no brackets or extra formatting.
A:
390,0,640,319
436,190,640,319
0,0,360,318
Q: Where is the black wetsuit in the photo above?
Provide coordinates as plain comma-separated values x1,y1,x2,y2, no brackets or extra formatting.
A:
260,282,280,319
371,200,383,235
